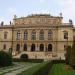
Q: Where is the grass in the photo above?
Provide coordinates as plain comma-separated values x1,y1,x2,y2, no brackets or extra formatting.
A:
17,61,51,75
0,62,37,75
49,63,75,75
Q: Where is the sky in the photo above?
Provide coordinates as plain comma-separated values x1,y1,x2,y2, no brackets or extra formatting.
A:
0,0,75,25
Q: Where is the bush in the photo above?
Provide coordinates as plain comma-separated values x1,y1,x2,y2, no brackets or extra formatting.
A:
33,61,53,75
70,40,75,68
20,54,28,59
65,46,71,64
17,61,53,75
13,58,44,63
0,51,12,67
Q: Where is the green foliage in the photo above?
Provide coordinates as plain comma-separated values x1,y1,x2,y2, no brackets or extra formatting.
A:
13,58,44,63
20,54,28,59
49,64,75,75
17,61,53,75
9,48,12,56
70,40,75,67
0,51,12,67
65,46,71,64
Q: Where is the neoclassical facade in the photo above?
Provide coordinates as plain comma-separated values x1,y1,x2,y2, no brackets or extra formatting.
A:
0,14,74,60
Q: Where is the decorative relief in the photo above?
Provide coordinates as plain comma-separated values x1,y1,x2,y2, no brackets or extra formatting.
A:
14,15,61,25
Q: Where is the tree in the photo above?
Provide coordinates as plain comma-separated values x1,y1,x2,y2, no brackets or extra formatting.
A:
65,45,71,64
9,48,12,57
70,40,75,68
0,51,12,67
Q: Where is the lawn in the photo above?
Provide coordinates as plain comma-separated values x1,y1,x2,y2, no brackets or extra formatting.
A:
0,62,38,75
49,63,75,75
17,61,52,75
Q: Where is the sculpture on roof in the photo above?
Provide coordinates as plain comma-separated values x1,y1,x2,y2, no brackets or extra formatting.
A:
1,21,4,26
69,19,73,25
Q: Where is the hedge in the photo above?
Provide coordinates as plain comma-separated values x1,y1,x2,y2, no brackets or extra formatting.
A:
0,51,12,67
13,58,44,63
17,61,53,75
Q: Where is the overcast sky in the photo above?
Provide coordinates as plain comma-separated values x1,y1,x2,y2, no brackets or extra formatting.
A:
0,0,75,25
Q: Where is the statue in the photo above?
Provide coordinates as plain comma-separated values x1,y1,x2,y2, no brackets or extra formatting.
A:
60,13,62,17
1,21,4,26
69,19,73,25
10,21,11,25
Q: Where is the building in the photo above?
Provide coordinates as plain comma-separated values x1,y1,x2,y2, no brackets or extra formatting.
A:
0,13,74,60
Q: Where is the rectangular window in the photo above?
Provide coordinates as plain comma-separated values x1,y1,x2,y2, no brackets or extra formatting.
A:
17,32,21,40
39,35,44,40
4,32,8,39
24,32,28,40
32,34,36,40
64,32,68,39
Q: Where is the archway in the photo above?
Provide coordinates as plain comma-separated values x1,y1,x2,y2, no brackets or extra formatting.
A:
24,44,27,51
48,44,52,51
16,44,20,51
31,44,35,51
40,44,44,51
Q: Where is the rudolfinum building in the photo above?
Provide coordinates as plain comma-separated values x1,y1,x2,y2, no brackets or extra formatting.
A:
0,13,74,60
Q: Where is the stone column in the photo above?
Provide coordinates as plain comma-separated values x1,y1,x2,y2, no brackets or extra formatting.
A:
28,30,31,40
44,43,45,51
21,30,24,52
36,43,39,52
36,30,40,40
27,43,31,52
44,30,48,40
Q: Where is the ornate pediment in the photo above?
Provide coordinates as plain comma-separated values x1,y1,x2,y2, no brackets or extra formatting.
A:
13,14,62,25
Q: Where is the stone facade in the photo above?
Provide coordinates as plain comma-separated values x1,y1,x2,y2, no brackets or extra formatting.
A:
0,14,74,60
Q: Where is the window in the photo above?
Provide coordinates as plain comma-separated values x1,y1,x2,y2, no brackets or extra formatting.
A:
17,31,21,40
31,30,36,40
39,30,44,40
64,31,68,39
64,45,67,51
24,31,28,40
3,44,6,50
48,30,53,40
4,32,8,39
16,44,20,51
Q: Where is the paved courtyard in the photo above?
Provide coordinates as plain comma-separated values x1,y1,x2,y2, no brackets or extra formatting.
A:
0,62,38,75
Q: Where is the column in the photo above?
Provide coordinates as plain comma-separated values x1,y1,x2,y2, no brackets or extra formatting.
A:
27,43,31,52
44,30,48,40
21,30,24,52
28,30,31,40
36,30,40,40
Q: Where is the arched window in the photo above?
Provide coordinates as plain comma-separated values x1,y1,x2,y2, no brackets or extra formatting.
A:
24,31,28,40
3,44,6,50
63,31,68,39
48,30,53,40
39,30,44,40
40,44,44,51
24,44,27,51
48,44,52,51
17,31,21,40
31,30,36,40
31,44,35,51
16,44,20,51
